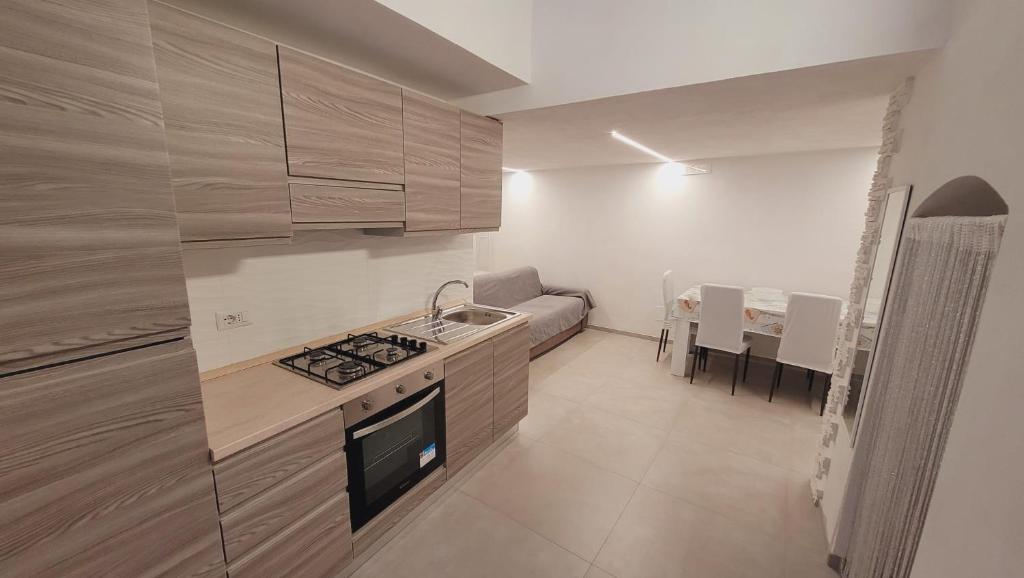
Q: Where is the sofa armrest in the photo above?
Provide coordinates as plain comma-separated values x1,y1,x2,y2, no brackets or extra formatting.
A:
542,285,597,311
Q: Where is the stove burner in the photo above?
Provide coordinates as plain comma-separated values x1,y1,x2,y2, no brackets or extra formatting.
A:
336,360,363,375
351,336,375,349
308,349,329,363
385,346,400,360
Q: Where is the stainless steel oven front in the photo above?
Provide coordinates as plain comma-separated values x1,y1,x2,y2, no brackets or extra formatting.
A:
344,366,445,532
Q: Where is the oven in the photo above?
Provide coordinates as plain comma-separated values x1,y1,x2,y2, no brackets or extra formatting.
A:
344,378,445,532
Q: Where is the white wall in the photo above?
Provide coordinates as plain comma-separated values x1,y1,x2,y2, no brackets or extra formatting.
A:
458,0,951,114
482,148,877,346
822,0,1024,575
183,232,474,372
374,0,532,82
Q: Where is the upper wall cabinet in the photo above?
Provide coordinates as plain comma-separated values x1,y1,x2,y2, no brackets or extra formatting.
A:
402,91,461,231
278,47,405,184
149,1,292,243
0,0,190,371
460,112,503,230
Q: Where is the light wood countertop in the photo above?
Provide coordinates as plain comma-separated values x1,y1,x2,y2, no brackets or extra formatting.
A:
200,303,529,461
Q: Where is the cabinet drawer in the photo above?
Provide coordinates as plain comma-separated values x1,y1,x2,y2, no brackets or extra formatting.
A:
290,183,404,223
227,494,352,578
220,452,347,564
213,409,344,513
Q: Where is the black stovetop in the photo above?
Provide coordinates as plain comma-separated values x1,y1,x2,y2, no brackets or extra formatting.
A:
275,332,428,390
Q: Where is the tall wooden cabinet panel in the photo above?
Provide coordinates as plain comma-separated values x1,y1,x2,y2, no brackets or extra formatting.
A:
402,91,461,231
149,1,292,242
460,111,503,229
278,46,404,184
0,0,190,371
0,340,225,577
492,324,530,435
444,340,494,477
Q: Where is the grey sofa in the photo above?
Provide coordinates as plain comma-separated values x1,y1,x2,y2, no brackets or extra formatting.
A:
473,267,596,358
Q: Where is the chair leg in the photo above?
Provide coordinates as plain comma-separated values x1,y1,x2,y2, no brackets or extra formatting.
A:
819,376,831,416
731,353,739,395
689,346,699,384
768,362,780,402
742,349,751,382
662,330,669,352
656,329,666,362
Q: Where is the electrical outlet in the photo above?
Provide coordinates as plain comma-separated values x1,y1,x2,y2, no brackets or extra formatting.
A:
216,310,252,331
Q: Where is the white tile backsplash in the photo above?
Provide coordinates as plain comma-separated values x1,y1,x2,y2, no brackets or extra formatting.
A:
183,230,474,372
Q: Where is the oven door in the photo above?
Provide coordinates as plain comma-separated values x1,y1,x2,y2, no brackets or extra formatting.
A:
345,382,445,532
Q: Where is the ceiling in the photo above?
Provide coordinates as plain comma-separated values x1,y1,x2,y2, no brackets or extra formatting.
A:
163,0,526,100
498,51,935,171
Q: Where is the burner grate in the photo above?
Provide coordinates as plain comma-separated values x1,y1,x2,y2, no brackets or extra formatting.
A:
275,332,427,390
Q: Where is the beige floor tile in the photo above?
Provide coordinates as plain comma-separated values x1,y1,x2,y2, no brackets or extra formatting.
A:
670,394,798,471
535,369,613,403
783,542,835,578
785,474,830,552
539,405,668,481
583,384,688,431
460,442,637,561
350,492,590,578
518,390,580,440
642,438,790,537
585,564,619,578
595,485,784,578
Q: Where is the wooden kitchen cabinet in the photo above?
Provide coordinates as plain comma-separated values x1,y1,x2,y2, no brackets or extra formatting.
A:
460,111,503,229
149,1,292,243
444,340,495,477
0,0,191,372
492,324,530,435
0,339,225,577
403,91,461,231
278,46,405,184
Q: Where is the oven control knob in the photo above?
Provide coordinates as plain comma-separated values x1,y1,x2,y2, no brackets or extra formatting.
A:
360,399,373,411
423,370,434,380
395,384,406,394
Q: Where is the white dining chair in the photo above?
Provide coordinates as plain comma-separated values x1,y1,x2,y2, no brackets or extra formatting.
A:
768,292,843,415
690,284,752,394
656,270,673,362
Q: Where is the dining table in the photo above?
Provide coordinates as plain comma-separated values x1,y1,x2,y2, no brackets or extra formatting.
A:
669,285,878,377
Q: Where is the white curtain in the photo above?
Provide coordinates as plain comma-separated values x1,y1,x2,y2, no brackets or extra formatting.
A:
834,215,1006,577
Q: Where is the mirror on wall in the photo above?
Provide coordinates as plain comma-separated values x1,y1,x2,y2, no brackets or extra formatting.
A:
846,185,912,442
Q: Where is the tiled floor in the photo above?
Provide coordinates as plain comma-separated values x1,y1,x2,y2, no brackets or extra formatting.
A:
352,330,835,578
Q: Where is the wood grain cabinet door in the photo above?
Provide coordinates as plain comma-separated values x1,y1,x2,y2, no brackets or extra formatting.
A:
402,91,461,231
0,340,224,577
460,111,503,229
149,1,292,242
444,340,494,477
278,46,404,184
492,324,530,435
0,0,190,371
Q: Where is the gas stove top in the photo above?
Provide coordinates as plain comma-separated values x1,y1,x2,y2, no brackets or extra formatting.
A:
275,332,428,390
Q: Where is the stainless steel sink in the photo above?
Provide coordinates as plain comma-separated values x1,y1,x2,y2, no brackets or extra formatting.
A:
441,308,508,325
386,304,520,344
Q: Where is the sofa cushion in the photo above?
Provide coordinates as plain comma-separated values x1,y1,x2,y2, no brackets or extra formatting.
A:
473,266,543,309
512,295,586,346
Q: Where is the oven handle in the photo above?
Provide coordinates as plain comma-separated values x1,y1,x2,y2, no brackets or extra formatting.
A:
351,387,441,440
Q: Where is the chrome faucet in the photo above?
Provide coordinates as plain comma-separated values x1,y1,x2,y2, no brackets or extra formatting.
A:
430,279,469,319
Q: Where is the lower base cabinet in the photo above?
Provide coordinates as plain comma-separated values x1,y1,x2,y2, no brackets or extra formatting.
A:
228,494,352,577
444,341,495,477
211,410,352,578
